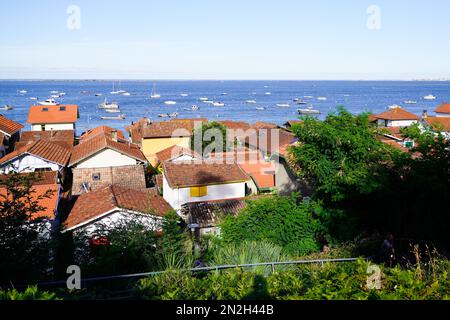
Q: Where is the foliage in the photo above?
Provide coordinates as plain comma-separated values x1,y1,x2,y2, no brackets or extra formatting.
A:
290,107,392,203
191,121,228,156
0,286,60,300
136,258,450,300
220,195,325,256
0,171,55,283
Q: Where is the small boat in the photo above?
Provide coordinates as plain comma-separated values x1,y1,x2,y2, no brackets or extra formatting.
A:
101,114,126,120
276,103,290,107
158,113,169,118
19,90,27,94
169,112,179,118
245,100,257,104
164,101,177,105
295,99,307,105
105,109,121,113
95,93,103,97
221,93,228,96
191,105,199,111
304,96,314,99
181,93,189,97
51,95,60,99
213,102,225,107
317,97,327,101
265,92,272,95
30,97,38,101
122,92,131,96
110,83,120,94
423,94,436,100
298,107,321,115
199,97,209,101
38,99,59,106
59,92,66,96
98,98,119,110
204,100,214,104
50,91,59,94
0,105,13,111
404,100,417,104
388,104,402,109
150,83,161,99
256,107,266,111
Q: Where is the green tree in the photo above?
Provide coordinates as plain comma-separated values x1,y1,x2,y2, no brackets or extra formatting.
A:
191,121,228,156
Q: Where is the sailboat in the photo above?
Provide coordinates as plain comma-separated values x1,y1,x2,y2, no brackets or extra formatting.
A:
98,98,119,110
150,83,161,99
110,82,120,95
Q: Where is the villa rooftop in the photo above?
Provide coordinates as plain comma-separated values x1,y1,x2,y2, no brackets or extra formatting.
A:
27,105,79,124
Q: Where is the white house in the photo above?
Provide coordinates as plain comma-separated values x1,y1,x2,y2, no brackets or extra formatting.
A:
375,107,419,127
63,185,172,235
27,105,79,131
435,103,450,117
0,139,71,174
162,161,250,211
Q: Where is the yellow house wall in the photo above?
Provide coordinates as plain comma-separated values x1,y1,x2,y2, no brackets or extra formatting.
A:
142,137,190,166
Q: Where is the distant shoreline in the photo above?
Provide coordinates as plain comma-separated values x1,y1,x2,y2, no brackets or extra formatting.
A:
1,79,450,82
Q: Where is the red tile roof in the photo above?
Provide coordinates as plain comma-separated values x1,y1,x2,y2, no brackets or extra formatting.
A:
239,162,276,189
375,107,419,121
64,185,172,230
435,103,450,114
163,161,249,188
0,183,60,220
252,121,279,130
142,121,198,138
0,114,24,136
126,118,151,144
243,128,297,155
0,171,59,186
18,130,74,149
80,126,125,142
424,116,450,131
0,139,71,166
155,145,201,164
69,133,146,166
27,105,79,124
219,121,252,131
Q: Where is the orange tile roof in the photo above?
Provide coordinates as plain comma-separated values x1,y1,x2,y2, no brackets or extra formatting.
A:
69,132,146,166
0,114,23,136
435,103,450,114
64,185,172,230
0,184,60,220
80,126,125,142
375,108,419,121
243,128,297,155
424,116,450,131
155,145,201,164
252,121,279,130
126,118,152,144
163,161,250,188
219,121,252,131
0,171,59,186
142,121,197,138
18,130,74,149
0,139,71,166
27,105,79,124
238,162,276,189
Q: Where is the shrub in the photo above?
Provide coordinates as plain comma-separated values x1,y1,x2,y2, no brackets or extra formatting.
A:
0,286,60,300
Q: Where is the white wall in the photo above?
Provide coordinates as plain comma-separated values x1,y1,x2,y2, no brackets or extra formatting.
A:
163,174,247,211
72,209,164,235
0,154,61,174
436,113,450,118
379,119,418,127
75,149,139,169
31,123,75,131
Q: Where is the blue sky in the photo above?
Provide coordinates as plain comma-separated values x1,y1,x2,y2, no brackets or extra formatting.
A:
1,0,450,80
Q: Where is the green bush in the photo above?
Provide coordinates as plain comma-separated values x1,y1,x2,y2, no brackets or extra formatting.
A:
0,286,60,300
220,196,324,256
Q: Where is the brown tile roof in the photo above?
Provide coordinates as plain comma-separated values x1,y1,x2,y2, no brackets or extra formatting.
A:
80,126,125,142
0,171,59,186
142,120,198,139
424,116,450,131
18,130,74,149
435,103,450,114
380,126,404,140
64,185,172,230
163,161,249,188
69,133,146,166
126,118,151,144
219,121,251,131
155,145,201,164
0,114,24,136
0,140,71,166
238,162,276,189
0,184,60,220
27,105,79,124
243,128,297,155
252,121,279,130
375,107,419,121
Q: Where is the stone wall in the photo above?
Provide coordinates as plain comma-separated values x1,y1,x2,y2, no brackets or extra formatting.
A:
72,165,146,195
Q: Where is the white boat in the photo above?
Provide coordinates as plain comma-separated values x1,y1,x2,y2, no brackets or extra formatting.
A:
294,99,307,105
98,98,119,110
304,96,314,99
38,99,59,106
276,103,290,107
388,104,402,109
51,95,60,98
110,83,120,94
221,93,228,96
95,93,103,97
50,91,59,94
169,112,179,118
245,100,257,104
256,107,266,110
158,113,169,118
317,97,327,101
30,97,38,101
150,83,161,99
199,97,209,101
19,90,27,94
164,101,177,105
181,93,189,97
101,114,126,120
404,100,417,104
59,92,66,96
423,94,436,100
213,102,225,107
191,105,199,111
298,107,321,115
265,92,272,95
0,105,13,111
122,92,131,96
204,100,214,104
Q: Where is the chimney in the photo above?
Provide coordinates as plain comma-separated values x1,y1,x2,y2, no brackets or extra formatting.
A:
111,130,118,142
422,110,428,119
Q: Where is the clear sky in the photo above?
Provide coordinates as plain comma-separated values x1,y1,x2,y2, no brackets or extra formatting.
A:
1,0,450,80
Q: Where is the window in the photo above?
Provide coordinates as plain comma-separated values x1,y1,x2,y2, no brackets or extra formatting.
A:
92,173,101,181
41,124,46,131
42,108,49,112
60,106,66,111
35,167,52,172
190,186,208,198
